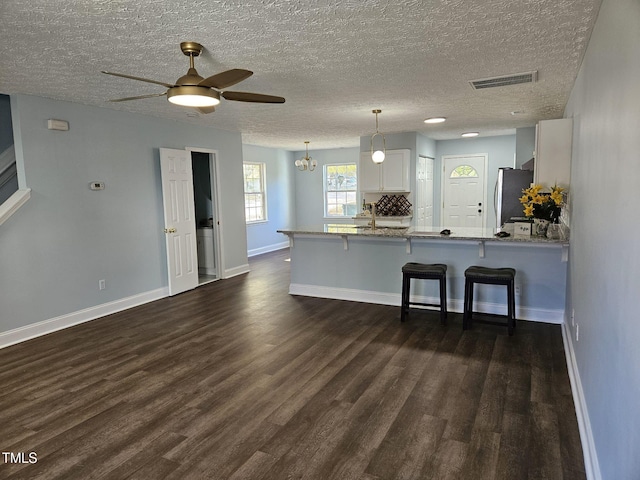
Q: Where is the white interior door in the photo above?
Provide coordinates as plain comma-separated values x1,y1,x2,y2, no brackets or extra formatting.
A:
442,154,487,228
415,156,434,228
160,148,198,295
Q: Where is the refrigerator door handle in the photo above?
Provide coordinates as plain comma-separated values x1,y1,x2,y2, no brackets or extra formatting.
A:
493,180,499,222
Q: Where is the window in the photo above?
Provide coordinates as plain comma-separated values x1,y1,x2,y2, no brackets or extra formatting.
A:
324,163,357,217
0,93,30,226
243,162,267,223
450,165,479,178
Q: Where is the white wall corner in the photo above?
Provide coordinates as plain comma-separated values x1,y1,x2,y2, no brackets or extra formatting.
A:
224,263,250,279
561,322,602,480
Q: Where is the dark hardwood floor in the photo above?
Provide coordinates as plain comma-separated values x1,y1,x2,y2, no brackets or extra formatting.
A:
0,249,585,479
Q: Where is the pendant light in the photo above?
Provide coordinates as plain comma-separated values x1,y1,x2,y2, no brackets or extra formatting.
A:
295,141,317,171
370,109,386,164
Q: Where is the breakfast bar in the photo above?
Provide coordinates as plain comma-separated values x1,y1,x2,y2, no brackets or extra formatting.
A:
278,225,569,324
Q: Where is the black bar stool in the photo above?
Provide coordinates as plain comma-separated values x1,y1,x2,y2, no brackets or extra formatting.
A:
400,263,447,324
463,266,517,335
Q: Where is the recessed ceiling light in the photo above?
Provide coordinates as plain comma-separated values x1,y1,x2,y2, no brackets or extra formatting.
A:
461,132,479,137
424,117,446,124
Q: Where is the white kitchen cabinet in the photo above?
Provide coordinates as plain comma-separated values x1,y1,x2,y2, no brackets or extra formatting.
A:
534,118,572,189
196,228,215,275
359,149,411,192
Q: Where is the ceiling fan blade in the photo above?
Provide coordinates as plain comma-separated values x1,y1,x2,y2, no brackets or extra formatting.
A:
108,92,167,102
222,91,285,103
101,71,175,88
199,69,253,89
197,106,216,114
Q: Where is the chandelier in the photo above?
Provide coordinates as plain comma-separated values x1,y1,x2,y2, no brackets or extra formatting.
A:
295,141,317,171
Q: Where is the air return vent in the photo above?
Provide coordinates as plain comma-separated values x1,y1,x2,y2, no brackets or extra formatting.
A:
470,71,537,90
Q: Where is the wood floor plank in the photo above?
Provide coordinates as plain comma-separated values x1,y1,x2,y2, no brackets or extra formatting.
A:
494,412,531,480
0,249,586,480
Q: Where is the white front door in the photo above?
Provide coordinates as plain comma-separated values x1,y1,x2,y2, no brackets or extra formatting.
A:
160,148,199,295
442,154,487,228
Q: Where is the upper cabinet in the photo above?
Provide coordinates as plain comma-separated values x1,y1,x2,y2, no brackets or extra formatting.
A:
359,149,411,192
534,118,572,189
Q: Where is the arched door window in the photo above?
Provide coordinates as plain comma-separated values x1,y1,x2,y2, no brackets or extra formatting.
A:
450,165,479,178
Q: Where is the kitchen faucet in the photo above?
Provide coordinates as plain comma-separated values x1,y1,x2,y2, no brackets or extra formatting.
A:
365,202,377,230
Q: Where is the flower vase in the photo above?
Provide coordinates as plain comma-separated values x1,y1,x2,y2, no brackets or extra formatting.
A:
533,218,550,237
546,223,562,239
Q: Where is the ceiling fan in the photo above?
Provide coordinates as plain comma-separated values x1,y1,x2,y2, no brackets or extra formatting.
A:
102,41,285,114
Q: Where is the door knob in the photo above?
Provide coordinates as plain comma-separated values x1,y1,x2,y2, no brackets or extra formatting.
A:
164,227,177,234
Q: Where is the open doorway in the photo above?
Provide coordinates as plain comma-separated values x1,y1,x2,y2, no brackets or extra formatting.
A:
190,149,222,286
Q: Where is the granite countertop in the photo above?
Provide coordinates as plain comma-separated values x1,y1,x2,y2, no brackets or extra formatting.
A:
277,225,569,244
278,224,410,238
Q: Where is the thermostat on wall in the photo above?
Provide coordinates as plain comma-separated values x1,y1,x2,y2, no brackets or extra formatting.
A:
47,119,69,131
89,182,105,190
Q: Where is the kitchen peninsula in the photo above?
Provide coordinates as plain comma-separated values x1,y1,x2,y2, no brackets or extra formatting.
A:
278,225,569,324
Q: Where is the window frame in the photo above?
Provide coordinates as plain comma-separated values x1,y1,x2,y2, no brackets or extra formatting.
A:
242,162,268,224
0,95,30,226
323,162,358,219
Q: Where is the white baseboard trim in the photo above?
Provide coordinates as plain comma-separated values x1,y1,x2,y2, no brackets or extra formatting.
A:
288,283,564,324
290,283,399,306
0,287,169,350
562,322,601,480
224,263,250,279
248,242,289,258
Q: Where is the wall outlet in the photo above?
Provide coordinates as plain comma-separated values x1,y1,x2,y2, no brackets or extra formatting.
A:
576,324,579,342
515,284,522,296
99,279,106,290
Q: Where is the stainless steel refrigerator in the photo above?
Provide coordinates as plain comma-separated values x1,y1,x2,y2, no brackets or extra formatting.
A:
494,168,534,227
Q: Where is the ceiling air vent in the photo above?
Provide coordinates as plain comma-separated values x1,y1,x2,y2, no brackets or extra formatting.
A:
470,71,537,90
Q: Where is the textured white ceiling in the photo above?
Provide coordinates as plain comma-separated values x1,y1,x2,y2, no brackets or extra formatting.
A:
0,0,601,150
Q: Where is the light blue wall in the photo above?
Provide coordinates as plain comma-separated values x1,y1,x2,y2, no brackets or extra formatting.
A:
417,132,437,160
515,126,535,168
1,94,247,333
242,144,296,255
564,0,640,477
435,135,517,228
293,147,360,226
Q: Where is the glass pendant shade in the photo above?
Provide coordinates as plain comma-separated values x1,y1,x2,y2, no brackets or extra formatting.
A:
372,149,385,164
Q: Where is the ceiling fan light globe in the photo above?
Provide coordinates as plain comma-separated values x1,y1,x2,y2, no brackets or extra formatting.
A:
372,150,385,163
167,86,220,107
